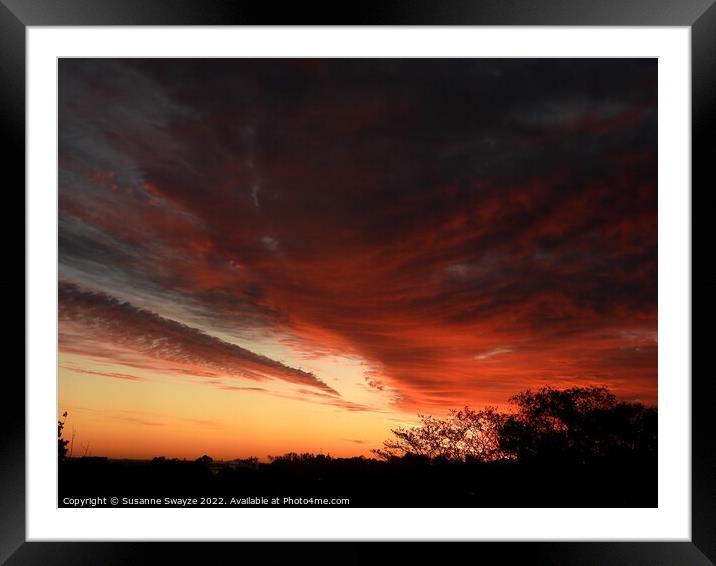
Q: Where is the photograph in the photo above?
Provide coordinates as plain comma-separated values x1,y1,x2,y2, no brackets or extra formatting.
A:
56,57,659,509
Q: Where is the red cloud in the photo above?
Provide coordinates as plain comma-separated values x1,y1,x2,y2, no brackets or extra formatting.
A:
59,59,658,413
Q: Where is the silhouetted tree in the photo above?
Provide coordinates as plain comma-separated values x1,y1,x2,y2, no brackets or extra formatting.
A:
58,411,69,463
373,406,507,462
268,452,332,465
374,386,656,464
195,455,213,464
499,386,657,462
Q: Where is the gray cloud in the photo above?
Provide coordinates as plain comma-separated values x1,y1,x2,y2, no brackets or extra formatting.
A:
59,282,338,395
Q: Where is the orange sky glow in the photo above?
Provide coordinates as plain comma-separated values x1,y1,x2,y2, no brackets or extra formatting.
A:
58,59,657,460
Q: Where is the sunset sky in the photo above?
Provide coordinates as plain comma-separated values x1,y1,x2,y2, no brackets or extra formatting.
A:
58,59,657,460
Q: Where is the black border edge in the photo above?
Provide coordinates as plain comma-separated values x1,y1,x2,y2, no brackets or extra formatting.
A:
0,0,713,26
5,0,711,564
0,1,25,565
2,542,716,566
692,0,716,563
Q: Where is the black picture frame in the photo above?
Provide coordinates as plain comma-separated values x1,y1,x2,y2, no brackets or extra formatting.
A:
3,1,708,564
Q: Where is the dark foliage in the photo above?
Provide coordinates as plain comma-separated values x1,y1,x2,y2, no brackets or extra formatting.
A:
372,407,507,462
373,386,656,465
499,386,657,463
58,411,69,463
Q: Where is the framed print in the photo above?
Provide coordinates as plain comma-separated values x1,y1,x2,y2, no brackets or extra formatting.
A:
4,1,709,564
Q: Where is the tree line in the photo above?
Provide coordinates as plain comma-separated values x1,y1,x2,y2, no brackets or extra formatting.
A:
372,386,656,464
59,385,656,466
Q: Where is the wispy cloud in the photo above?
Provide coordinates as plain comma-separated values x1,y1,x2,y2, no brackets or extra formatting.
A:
60,365,146,382
474,348,514,361
59,282,338,395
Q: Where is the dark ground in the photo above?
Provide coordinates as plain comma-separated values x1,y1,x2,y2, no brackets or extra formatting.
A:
58,453,657,508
